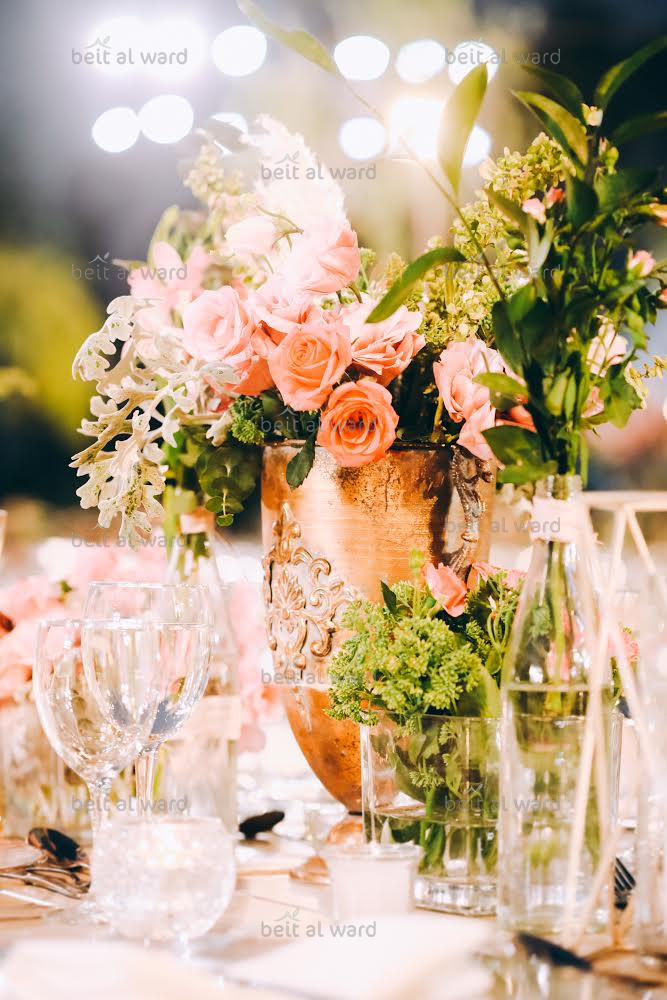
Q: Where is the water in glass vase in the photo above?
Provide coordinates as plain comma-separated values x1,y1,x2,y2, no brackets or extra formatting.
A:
497,475,614,935
499,683,612,933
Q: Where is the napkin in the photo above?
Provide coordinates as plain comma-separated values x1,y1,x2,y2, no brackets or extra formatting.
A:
0,939,249,1000
227,913,493,999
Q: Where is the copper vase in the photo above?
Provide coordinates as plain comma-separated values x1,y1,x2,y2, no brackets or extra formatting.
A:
261,443,495,812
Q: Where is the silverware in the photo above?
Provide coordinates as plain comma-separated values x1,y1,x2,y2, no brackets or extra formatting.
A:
0,870,84,899
614,857,635,910
517,932,592,971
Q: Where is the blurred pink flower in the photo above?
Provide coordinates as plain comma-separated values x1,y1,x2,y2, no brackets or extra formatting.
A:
545,187,564,208
425,563,468,617
467,561,495,588
648,204,667,226
286,220,360,294
583,385,604,418
230,581,281,753
628,249,655,278
128,242,209,315
587,321,628,376
0,576,62,625
344,299,425,386
522,198,546,224
225,216,276,257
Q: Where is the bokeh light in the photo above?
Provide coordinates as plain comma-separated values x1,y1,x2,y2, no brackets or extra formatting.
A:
463,125,492,166
339,117,386,160
448,40,499,85
139,95,194,144
395,39,447,83
91,107,140,153
390,97,442,160
211,26,267,76
334,36,390,80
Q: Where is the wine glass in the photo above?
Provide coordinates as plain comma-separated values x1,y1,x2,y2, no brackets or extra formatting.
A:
33,619,159,838
131,622,211,810
84,582,210,626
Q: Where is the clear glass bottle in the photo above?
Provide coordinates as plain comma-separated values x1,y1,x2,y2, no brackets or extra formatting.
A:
161,505,240,833
497,475,613,934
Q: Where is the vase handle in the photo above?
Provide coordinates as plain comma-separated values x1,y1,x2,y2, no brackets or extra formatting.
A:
448,447,495,579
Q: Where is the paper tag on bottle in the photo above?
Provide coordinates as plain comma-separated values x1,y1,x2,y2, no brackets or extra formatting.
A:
529,497,581,543
177,695,242,742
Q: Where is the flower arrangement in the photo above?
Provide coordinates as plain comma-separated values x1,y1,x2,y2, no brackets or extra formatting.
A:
71,117,527,543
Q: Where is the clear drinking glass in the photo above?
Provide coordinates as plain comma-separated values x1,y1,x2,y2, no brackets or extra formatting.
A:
93,816,235,948
33,619,158,837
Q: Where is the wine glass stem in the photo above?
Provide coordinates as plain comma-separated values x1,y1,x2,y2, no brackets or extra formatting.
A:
135,749,158,810
89,779,111,843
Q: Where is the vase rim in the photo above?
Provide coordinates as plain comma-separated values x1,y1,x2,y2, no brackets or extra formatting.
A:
263,440,462,454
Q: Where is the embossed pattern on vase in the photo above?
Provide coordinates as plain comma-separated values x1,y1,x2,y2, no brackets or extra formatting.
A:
261,444,495,811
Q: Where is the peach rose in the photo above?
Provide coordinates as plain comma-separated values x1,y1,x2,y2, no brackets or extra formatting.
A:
434,339,503,424
225,215,276,257
467,561,496,589
425,563,468,617
268,314,352,410
182,286,274,395
251,277,319,343
343,299,425,386
317,380,398,468
498,404,536,432
286,220,360,294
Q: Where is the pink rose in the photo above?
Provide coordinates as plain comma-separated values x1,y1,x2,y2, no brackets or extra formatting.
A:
587,321,628,376
129,242,209,315
458,402,496,462
0,576,62,624
225,216,276,257
467,561,496,589
498,404,536,432
521,198,546,224
268,314,352,410
182,286,274,395
317,380,398,468
583,385,604,418
425,563,468,617
343,299,425,386
251,277,319,343
434,339,503,424
286,220,360,294
628,250,655,278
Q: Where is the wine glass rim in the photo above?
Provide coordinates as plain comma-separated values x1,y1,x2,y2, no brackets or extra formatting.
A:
86,581,207,591
36,617,212,631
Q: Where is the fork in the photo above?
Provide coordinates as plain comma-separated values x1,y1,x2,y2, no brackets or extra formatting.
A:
614,856,636,910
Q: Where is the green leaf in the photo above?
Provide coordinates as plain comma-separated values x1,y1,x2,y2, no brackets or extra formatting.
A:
513,90,588,165
367,247,464,322
482,423,542,468
491,300,524,375
594,36,667,110
474,372,527,400
520,65,585,120
594,168,657,213
497,461,559,486
611,110,667,145
507,283,537,325
566,176,598,227
285,432,316,488
438,63,488,194
381,581,398,616
476,666,501,718
237,0,338,74
486,189,529,232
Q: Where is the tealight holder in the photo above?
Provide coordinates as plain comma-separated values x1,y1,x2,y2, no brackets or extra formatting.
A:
325,842,420,920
